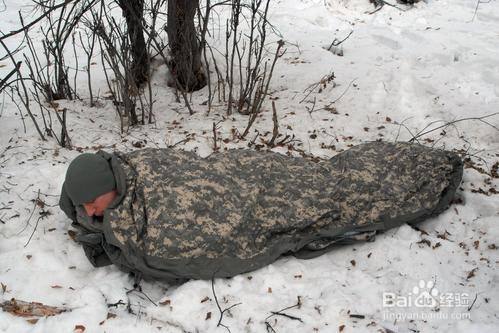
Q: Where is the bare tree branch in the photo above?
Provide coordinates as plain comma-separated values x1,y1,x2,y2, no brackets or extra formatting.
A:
0,0,77,42
0,61,21,92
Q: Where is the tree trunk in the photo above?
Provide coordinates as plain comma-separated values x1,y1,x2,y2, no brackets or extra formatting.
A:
167,0,206,92
118,0,148,86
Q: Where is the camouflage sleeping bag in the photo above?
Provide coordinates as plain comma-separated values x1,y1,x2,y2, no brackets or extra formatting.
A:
60,142,463,283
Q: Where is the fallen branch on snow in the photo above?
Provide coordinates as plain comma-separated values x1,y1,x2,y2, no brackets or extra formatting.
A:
0,298,68,318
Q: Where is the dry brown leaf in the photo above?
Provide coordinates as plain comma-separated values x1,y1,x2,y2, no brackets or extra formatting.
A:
159,299,171,306
74,324,86,332
67,230,77,241
26,318,38,324
107,312,117,319
51,285,63,289
417,239,431,247
491,161,499,178
205,312,212,320
200,296,209,303
34,198,45,209
467,268,478,280
267,287,272,293
432,242,441,249
98,313,116,325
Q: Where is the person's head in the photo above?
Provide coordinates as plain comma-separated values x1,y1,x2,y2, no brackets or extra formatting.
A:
82,190,117,217
64,153,117,217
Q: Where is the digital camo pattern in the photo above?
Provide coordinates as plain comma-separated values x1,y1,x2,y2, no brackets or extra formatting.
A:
100,141,463,280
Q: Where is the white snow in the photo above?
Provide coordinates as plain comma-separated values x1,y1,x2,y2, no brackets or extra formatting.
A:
0,0,498,332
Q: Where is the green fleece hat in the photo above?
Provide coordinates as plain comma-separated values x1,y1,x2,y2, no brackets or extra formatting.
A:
64,153,116,205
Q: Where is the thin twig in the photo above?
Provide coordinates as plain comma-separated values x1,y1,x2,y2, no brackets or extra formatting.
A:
467,293,478,312
307,96,317,116
265,296,303,322
23,189,44,247
168,138,190,148
107,300,126,308
299,71,335,104
126,287,158,307
16,191,40,236
394,116,417,142
268,100,279,147
269,311,303,322
327,30,353,50
24,216,42,247
409,112,499,142
368,5,383,15
211,277,242,333
265,321,277,333
311,77,357,112
471,0,491,22
212,121,220,152
330,78,357,104
380,0,408,11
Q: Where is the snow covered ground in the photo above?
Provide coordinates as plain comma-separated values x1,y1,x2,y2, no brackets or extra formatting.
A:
0,0,498,332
